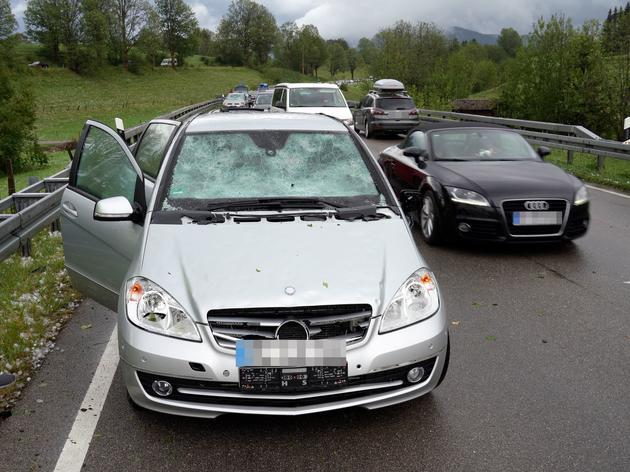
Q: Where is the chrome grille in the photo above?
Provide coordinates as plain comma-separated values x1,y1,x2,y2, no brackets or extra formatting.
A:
207,305,372,349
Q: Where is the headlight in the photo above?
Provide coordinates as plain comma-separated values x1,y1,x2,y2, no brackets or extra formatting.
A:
380,269,440,333
445,186,490,207
574,185,588,205
125,277,201,342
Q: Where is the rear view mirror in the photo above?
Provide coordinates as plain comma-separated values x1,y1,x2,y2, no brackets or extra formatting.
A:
94,196,134,221
537,146,551,159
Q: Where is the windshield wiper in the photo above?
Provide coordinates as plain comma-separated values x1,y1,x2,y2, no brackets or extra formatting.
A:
206,198,344,212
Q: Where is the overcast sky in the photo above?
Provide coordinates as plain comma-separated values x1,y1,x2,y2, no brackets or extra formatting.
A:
11,0,620,41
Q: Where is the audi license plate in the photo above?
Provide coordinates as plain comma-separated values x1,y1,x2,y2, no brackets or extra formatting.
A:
236,340,347,392
512,211,562,226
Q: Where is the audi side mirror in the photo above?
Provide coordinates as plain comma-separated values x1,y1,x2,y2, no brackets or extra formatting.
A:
403,147,429,166
94,196,135,221
537,146,551,159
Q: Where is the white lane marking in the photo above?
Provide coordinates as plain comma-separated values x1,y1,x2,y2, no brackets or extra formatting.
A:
54,326,119,472
586,184,630,200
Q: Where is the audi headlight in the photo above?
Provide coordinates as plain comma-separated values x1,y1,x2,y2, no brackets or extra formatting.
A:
574,185,589,205
380,269,440,333
125,277,201,342
445,186,490,207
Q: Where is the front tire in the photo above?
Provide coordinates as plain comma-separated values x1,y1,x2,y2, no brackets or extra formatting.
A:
419,191,442,245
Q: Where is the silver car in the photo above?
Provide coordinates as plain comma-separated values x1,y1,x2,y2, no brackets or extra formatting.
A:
60,112,449,417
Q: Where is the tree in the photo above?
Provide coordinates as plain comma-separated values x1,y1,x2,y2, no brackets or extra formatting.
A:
0,0,16,39
327,42,346,77
109,0,148,70
81,0,109,68
155,0,198,68
0,36,44,195
497,27,522,57
357,37,376,65
346,48,360,79
24,0,65,63
215,0,277,66
137,4,162,66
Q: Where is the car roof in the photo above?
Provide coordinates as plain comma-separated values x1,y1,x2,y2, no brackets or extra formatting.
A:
187,112,348,133
409,121,508,133
275,83,340,89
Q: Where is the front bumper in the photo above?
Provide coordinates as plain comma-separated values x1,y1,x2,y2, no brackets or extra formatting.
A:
442,200,590,242
119,308,448,418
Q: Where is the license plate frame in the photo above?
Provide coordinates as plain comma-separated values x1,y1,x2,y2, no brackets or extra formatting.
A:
239,365,348,392
512,211,562,226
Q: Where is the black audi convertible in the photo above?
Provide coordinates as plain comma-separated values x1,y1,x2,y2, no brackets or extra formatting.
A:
378,122,590,244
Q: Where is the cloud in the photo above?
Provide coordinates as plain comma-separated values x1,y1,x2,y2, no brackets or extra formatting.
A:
191,2,219,30
292,0,614,41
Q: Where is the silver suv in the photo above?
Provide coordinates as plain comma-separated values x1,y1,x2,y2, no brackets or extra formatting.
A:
60,112,449,418
353,79,420,138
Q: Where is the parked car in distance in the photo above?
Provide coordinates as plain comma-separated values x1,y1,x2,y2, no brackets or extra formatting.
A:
59,112,450,418
28,61,49,69
270,83,354,127
160,58,178,67
379,121,590,244
251,90,274,110
353,79,420,138
222,92,248,109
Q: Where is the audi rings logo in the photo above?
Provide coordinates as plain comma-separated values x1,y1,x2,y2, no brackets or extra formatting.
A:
524,201,549,211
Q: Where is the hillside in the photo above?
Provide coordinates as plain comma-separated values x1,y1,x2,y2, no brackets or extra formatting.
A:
448,27,499,45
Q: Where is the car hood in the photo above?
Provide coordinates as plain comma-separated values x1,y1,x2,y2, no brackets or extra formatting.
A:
138,216,422,323
289,107,353,121
435,161,580,204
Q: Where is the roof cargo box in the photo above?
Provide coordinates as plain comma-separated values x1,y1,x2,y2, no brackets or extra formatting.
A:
373,79,405,92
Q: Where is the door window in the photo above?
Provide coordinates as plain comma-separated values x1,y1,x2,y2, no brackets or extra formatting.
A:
273,88,286,108
75,126,138,202
135,123,177,178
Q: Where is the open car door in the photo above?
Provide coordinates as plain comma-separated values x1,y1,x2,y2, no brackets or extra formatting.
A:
60,120,146,311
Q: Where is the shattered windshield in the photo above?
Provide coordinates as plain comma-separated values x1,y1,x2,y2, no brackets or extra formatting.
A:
160,131,382,210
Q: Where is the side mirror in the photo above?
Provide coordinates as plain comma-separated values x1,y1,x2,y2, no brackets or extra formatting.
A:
94,196,135,221
347,100,358,109
403,147,428,166
537,146,551,159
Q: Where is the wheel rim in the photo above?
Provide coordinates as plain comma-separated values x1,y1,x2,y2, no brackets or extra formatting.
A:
421,195,435,239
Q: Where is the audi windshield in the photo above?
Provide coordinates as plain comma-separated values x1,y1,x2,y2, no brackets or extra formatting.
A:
430,129,540,161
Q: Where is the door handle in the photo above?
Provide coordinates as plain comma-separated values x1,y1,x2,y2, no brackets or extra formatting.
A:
62,201,78,217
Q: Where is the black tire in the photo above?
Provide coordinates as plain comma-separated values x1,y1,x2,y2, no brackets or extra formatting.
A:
418,191,442,245
435,332,450,388
364,118,373,139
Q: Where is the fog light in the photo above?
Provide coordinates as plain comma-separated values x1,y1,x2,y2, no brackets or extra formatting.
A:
458,222,471,233
152,380,173,397
407,366,425,383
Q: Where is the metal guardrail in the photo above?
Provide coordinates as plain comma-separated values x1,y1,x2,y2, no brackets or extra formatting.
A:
416,109,630,166
1,98,222,262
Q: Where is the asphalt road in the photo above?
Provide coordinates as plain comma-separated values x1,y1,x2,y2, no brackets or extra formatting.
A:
1,135,629,472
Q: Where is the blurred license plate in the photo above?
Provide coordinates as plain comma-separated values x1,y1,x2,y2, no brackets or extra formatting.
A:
236,340,347,392
512,211,562,226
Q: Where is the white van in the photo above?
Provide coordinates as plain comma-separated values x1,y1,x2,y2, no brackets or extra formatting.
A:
271,83,354,126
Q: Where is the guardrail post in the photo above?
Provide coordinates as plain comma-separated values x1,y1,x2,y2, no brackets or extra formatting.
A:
597,155,605,170
20,238,32,258
567,150,574,164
